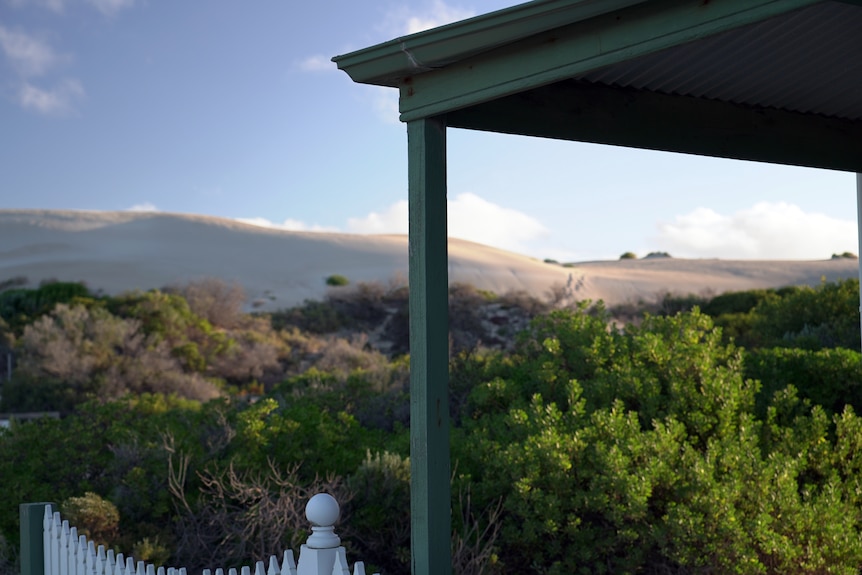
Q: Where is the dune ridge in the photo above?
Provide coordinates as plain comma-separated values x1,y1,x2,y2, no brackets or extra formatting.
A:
1,209,858,310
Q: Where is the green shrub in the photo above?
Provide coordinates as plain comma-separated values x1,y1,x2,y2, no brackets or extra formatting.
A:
325,274,350,287
61,493,120,547
746,346,862,418
619,251,637,260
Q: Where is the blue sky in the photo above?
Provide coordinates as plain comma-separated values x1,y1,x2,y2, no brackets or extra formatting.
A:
1,0,858,261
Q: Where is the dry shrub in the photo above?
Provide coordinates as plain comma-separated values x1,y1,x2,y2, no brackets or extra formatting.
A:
209,333,280,384
452,488,503,575
315,334,389,376
168,278,247,329
16,304,221,405
168,454,350,572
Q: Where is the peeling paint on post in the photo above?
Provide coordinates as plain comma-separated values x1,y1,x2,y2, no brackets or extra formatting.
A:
408,116,451,575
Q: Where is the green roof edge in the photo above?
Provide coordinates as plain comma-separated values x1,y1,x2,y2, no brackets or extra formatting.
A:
332,0,647,87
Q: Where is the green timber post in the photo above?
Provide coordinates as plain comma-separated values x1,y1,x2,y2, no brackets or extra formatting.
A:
857,173,862,353
20,503,51,575
407,116,451,575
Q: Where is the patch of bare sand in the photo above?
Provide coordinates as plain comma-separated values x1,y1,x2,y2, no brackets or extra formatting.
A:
0,209,857,311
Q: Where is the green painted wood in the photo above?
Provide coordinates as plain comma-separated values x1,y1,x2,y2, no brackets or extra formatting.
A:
20,503,52,575
398,0,820,121
446,80,862,172
407,117,451,575
332,0,646,87
857,174,862,354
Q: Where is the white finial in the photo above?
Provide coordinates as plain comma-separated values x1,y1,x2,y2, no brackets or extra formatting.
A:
304,494,340,549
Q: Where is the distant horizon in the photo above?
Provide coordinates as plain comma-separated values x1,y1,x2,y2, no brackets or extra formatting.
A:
1,0,858,264
2,207,858,265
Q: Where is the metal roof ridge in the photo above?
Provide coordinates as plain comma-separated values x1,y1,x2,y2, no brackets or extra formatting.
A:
332,0,647,87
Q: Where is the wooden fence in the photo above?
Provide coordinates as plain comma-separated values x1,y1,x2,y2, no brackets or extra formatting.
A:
20,494,378,575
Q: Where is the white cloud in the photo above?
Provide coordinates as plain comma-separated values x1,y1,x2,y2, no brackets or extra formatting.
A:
85,0,134,16
382,0,476,36
448,192,548,252
236,217,338,233
347,201,408,234
656,201,857,259
126,202,159,212
299,54,334,72
347,192,548,253
0,26,60,77
18,78,84,114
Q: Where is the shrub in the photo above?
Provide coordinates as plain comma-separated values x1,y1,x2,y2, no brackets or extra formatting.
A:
619,252,637,260
60,493,120,548
325,274,350,287
166,278,246,329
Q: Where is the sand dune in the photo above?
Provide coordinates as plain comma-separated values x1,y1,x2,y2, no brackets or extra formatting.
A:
0,209,858,311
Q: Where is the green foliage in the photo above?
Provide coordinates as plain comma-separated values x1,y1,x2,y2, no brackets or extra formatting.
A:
743,279,860,350
746,346,862,418
0,281,94,334
61,493,120,547
456,308,862,573
832,252,858,259
701,288,778,316
619,251,637,260
325,274,350,287
5,280,862,574
346,451,411,573
272,300,349,334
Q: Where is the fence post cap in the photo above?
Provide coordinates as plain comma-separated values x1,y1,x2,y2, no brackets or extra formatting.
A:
304,494,340,549
305,494,339,527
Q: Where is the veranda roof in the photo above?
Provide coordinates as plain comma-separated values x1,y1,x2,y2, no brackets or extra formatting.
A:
333,2,862,574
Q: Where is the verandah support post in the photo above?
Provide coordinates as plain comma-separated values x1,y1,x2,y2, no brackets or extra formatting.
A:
20,503,52,575
857,173,862,353
407,116,451,575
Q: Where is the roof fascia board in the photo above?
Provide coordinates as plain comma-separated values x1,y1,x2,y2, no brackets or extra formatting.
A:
398,0,824,121
332,0,647,87
446,80,862,172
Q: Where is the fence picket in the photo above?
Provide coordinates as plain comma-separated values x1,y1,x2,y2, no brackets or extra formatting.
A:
281,550,297,575
333,548,350,575
35,496,373,575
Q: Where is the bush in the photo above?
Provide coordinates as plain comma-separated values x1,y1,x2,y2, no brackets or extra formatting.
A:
325,274,350,287
61,492,120,548
746,346,862,418
619,252,637,260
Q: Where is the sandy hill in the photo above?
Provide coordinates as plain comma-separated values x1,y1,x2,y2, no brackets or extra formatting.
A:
0,209,858,311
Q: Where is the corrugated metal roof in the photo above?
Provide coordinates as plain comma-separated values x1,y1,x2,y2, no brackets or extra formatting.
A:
578,1,862,120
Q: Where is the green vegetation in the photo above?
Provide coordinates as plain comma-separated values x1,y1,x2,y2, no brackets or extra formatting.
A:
325,274,350,287
619,251,637,260
2,277,862,574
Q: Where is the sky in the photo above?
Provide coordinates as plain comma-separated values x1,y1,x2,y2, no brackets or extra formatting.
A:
0,0,859,262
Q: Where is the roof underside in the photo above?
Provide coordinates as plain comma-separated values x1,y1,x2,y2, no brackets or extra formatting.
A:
579,1,862,121
335,0,862,171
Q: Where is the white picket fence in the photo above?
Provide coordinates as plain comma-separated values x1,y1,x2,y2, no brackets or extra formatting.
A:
36,494,378,575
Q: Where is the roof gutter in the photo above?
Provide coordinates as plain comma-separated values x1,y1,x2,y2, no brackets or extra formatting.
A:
332,0,648,87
